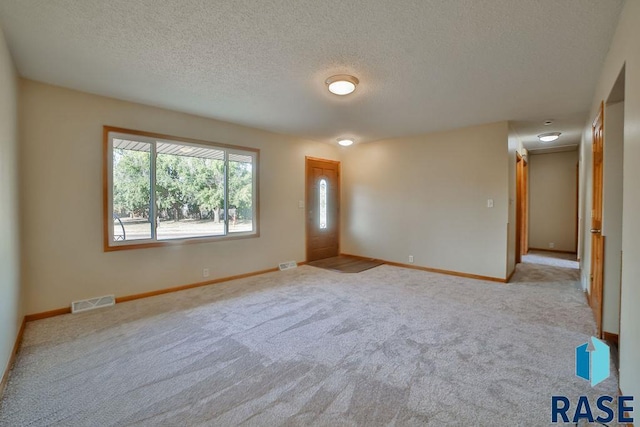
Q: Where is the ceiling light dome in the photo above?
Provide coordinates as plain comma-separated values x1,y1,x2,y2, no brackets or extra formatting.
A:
326,75,359,96
538,132,561,143
337,138,354,146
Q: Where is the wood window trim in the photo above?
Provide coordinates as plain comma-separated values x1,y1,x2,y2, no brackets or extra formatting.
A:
103,126,260,252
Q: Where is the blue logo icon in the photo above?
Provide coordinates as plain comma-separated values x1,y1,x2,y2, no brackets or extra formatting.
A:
576,337,610,386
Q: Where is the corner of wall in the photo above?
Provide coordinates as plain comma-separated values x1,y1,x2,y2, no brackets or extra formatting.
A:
0,22,24,397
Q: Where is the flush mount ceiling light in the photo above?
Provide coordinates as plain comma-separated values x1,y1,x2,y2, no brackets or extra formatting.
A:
337,138,354,146
326,75,359,96
538,132,561,143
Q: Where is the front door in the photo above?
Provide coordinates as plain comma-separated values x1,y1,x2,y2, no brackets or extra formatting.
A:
306,157,340,262
590,102,605,337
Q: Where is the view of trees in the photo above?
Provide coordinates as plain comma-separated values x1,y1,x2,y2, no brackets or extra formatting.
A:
113,147,253,223
113,149,151,218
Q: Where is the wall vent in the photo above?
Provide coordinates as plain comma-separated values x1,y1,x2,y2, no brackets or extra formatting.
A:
72,295,115,314
278,261,297,271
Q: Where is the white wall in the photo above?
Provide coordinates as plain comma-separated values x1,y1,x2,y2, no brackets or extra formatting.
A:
0,27,22,385
580,0,640,399
341,121,510,280
20,80,340,314
528,151,578,253
602,101,623,335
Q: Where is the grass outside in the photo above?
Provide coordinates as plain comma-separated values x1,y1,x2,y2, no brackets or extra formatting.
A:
114,218,253,241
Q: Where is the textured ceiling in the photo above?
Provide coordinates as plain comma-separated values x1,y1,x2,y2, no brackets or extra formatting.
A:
511,112,587,153
0,0,624,144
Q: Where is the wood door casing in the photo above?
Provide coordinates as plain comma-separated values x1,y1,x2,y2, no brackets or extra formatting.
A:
590,102,605,337
522,159,529,254
515,153,528,264
576,163,580,254
516,154,523,264
306,157,340,262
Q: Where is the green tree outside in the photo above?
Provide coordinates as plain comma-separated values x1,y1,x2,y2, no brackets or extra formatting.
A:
113,148,253,223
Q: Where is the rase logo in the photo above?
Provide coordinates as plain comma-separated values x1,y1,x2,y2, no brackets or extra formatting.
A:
550,337,634,424
575,336,609,386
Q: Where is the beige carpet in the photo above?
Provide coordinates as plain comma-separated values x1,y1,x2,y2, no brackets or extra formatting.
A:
523,250,579,270
0,260,618,426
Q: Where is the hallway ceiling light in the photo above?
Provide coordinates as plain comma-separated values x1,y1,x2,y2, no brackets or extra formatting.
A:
337,138,354,146
538,132,561,143
326,75,359,95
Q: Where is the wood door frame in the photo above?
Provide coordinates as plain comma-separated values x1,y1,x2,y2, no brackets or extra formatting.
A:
590,101,605,338
576,162,580,254
305,157,341,262
515,152,529,264
522,157,529,255
516,154,522,264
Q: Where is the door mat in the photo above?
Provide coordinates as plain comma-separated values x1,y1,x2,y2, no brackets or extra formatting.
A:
308,255,384,273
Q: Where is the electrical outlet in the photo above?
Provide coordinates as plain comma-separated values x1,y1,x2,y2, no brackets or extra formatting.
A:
202,268,210,278
409,255,414,263
549,243,555,249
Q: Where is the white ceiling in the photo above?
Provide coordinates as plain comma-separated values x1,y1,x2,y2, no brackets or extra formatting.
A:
511,112,587,153
0,0,624,144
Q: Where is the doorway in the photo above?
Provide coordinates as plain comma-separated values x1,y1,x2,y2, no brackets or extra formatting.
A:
306,157,340,262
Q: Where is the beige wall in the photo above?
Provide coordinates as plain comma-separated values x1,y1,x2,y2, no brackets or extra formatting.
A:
579,133,592,292
0,27,22,384
507,131,517,277
341,121,510,280
20,80,339,314
602,101,623,335
580,0,640,399
528,151,578,253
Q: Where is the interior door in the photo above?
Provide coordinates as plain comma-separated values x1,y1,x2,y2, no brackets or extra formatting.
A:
590,102,605,337
306,157,340,262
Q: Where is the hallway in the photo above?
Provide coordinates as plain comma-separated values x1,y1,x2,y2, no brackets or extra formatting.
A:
522,250,579,270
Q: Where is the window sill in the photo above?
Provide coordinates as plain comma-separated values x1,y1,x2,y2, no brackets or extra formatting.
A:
104,231,260,252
